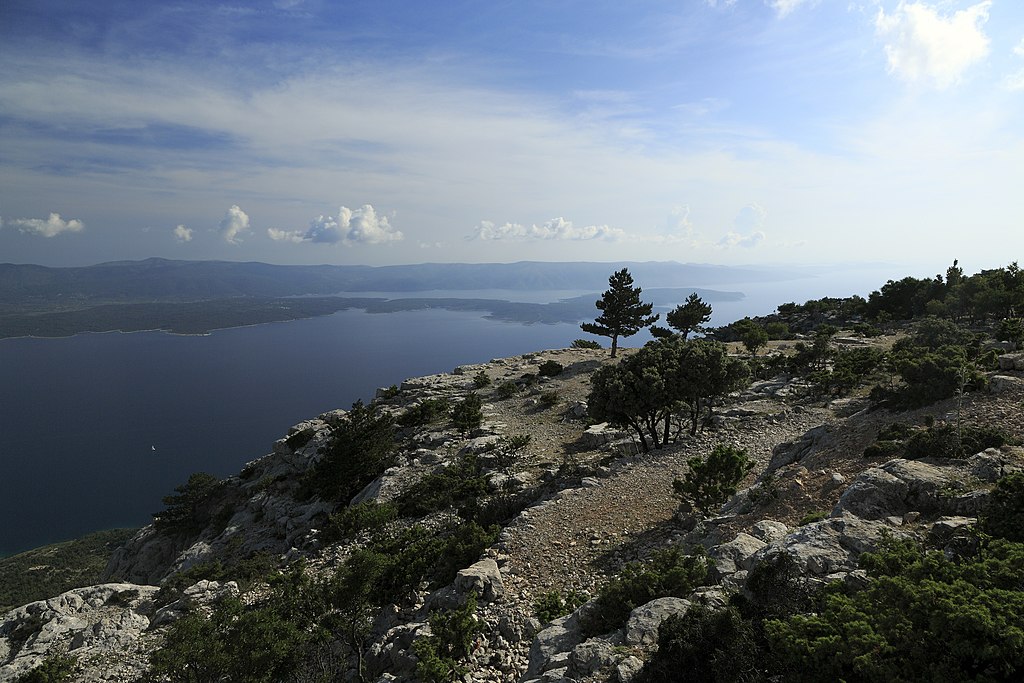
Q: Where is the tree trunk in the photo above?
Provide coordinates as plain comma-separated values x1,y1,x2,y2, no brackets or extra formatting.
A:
611,334,619,358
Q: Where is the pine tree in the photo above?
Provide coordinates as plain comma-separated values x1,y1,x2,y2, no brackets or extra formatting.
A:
580,268,659,358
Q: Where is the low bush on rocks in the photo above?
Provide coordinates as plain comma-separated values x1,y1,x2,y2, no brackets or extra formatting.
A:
398,397,452,427
581,548,709,637
534,589,587,624
451,393,484,432
12,654,78,683
538,360,564,377
321,501,398,543
980,472,1024,542
472,371,491,388
398,454,490,518
674,445,755,514
413,592,480,683
572,338,603,350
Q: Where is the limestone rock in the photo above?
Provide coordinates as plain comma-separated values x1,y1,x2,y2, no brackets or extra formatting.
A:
711,533,767,577
454,559,505,603
526,609,587,677
567,638,618,677
624,597,691,647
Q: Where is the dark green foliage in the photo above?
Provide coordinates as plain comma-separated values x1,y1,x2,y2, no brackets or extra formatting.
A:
764,321,791,340
887,342,983,408
450,393,484,432
414,592,479,683
538,360,563,377
673,445,755,514
377,384,401,399
582,548,709,637
154,553,278,607
398,397,451,427
996,318,1024,346
12,655,78,683
797,511,828,526
534,589,588,624
303,400,397,503
321,501,398,543
980,473,1024,542
399,454,489,518
471,371,491,388
496,380,519,399
152,472,223,535
863,439,904,459
571,338,603,350
877,421,916,441
766,537,1024,682
539,389,560,407
910,316,976,350
580,268,659,357
0,528,136,613
635,606,762,683
284,428,314,451
904,423,1014,459
664,293,713,339
588,337,749,451
731,318,769,356
487,434,531,468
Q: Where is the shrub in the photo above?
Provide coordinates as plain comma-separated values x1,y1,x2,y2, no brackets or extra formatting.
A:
904,423,1014,459
321,501,398,543
488,434,531,468
635,606,761,683
538,360,564,377
765,537,1024,681
539,390,560,407
471,371,491,388
496,381,519,399
398,454,489,518
152,472,222,535
673,445,755,514
12,655,78,683
582,548,709,637
397,397,451,428
302,400,397,503
571,338,603,350
377,384,400,399
980,472,1024,542
534,589,587,624
450,393,484,432
797,511,828,526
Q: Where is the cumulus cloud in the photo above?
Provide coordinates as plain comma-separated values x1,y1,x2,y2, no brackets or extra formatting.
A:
268,204,403,246
173,224,193,242
8,212,85,237
470,217,626,241
718,203,767,249
875,1,991,89
219,204,250,244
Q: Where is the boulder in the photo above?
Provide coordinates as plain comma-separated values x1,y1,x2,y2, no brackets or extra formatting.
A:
624,597,691,647
997,353,1024,371
990,375,1024,394
750,520,790,544
526,610,587,677
711,533,767,576
767,425,830,473
834,459,958,520
568,638,618,677
453,559,504,603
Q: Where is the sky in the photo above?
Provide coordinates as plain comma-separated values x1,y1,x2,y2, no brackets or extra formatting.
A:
0,0,1022,273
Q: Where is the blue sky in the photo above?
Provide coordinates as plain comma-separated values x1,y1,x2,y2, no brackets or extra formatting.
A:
1,0,1022,272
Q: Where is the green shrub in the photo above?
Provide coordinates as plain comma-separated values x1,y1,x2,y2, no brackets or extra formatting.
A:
572,339,603,350
284,429,314,451
472,371,491,388
538,360,564,377
397,397,451,427
496,381,519,399
765,537,1024,682
534,589,587,624
904,423,1014,459
377,384,400,399
635,606,761,683
582,548,709,637
539,390,560,407
12,655,78,683
673,445,755,514
152,472,222,535
450,393,484,432
302,400,397,503
488,434,531,468
863,440,904,459
878,421,916,441
797,511,828,526
398,454,489,518
321,501,398,543
980,472,1024,542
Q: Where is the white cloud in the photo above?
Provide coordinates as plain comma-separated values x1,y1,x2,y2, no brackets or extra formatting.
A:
172,224,193,242
9,212,85,237
1006,37,1024,91
768,0,817,18
219,205,250,244
875,1,992,89
718,230,766,248
268,204,403,246
717,203,767,249
470,217,626,241
704,0,737,7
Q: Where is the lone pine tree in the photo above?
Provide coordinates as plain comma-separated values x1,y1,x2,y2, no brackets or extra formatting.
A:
580,268,659,358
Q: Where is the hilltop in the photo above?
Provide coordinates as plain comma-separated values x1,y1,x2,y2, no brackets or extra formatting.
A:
1,330,1022,681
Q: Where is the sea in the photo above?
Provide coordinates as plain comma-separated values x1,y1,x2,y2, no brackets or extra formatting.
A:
0,266,898,556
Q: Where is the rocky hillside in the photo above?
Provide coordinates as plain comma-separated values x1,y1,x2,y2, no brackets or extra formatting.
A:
2,343,1023,682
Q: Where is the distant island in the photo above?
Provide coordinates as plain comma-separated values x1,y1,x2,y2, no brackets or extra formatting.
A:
0,259,753,338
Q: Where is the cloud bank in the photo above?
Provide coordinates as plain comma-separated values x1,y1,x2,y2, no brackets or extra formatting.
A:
876,1,992,89
470,217,626,241
8,213,84,237
268,204,403,246
219,205,250,244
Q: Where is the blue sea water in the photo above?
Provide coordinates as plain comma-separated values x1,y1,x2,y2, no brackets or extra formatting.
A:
0,268,893,556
